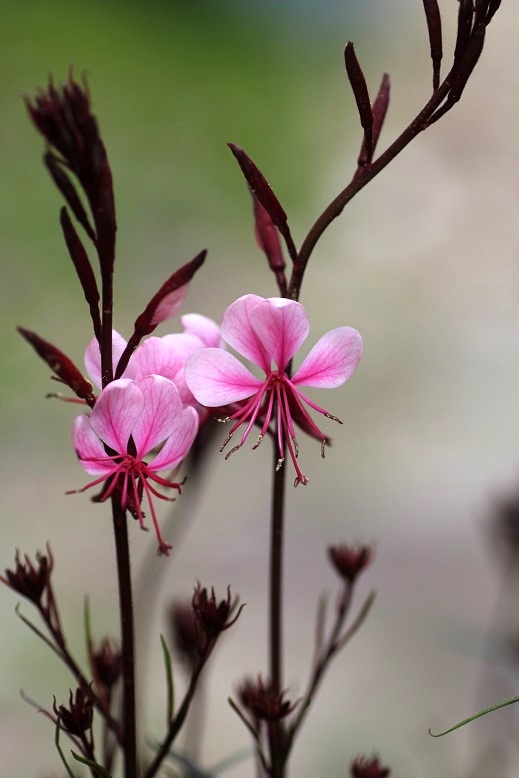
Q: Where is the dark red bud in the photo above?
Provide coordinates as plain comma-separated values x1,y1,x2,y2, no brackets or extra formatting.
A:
328,544,373,584
344,42,373,163
46,153,96,242
0,547,53,605
91,638,122,690
17,327,96,407
252,194,287,296
454,0,474,66
228,143,287,228
238,676,296,722
53,687,93,735
351,755,391,778
358,74,390,167
422,0,443,90
60,208,101,340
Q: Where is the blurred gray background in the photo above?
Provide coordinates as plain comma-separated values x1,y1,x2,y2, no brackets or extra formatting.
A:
1,1,518,776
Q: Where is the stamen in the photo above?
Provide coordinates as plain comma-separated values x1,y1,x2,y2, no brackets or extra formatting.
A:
215,416,230,423
252,434,264,450
321,439,326,458
275,457,284,472
220,433,233,452
224,444,242,460
325,412,343,425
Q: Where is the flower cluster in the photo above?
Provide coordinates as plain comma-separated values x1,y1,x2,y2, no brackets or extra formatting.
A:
70,312,221,554
71,296,361,551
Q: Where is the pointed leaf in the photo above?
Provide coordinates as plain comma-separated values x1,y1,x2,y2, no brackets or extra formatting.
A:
71,751,113,777
160,634,175,725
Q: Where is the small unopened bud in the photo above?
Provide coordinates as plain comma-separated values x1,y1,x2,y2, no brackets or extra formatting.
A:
91,638,122,690
351,755,390,777
53,687,93,736
1,547,53,605
238,676,296,722
191,583,242,641
328,544,373,584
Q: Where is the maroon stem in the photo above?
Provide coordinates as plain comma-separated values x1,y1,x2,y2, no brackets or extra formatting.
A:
111,497,138,778
288,79,452,301
269,440,287,778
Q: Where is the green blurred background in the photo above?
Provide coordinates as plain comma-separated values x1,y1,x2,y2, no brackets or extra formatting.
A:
1,2,518,776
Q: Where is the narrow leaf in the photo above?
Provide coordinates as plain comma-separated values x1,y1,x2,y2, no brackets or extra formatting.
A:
429,694,519,737
72,751,113,776
60,208,101,339
160,634,175,725
344,42,373,162
54,717,77,778
17,327,96,406
422,0,443,90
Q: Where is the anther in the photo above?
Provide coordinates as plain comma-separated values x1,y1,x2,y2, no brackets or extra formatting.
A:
325,412,343,425
292,437,299,457
216,416,230,423
321,439,326,458
219,433,233,452
224,444,241,460
275,458,284,472
252,434,264,450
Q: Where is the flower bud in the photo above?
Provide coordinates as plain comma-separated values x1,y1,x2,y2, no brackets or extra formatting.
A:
328,544,373,584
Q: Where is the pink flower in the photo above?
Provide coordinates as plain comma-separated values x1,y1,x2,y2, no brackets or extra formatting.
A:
71,375,198,555
84,314,221,420
184,294,362,485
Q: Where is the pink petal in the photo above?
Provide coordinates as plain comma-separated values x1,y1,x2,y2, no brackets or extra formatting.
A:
249,298,309,371
292,327,363,388
150,406,199,471
72,415,114,475
220,294,271,373
150,283,189,326
130,337,183,382
90,379,143,453
132,375,182,458
181,313,221,348
85,330,131,389
185,348,263,406
160,333,205,364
